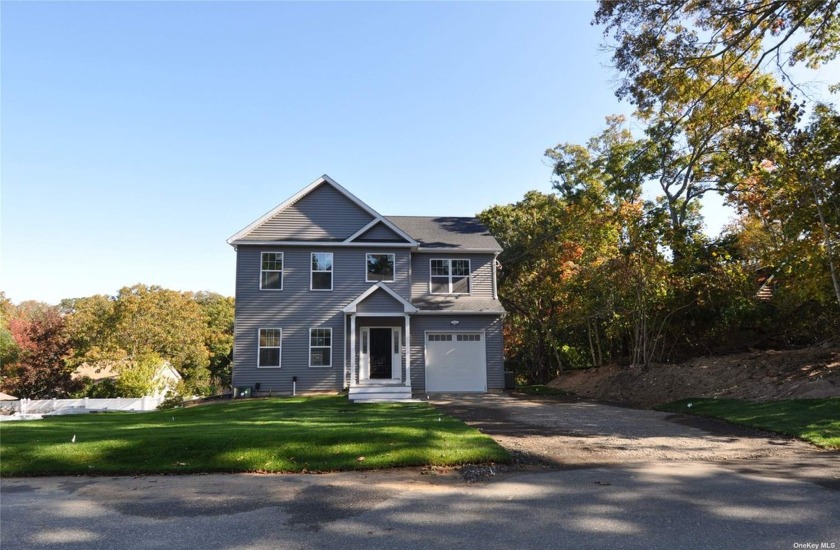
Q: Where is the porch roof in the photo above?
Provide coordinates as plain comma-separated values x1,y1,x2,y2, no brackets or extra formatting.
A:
342,282,418,314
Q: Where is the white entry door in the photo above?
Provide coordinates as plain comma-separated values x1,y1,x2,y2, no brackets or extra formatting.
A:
425,332,486,392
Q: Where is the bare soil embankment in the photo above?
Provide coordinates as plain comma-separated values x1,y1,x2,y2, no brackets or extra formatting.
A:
548,345,840,408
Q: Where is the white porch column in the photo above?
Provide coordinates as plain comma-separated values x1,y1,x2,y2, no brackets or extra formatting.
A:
350,314,357,387
404,314,411,388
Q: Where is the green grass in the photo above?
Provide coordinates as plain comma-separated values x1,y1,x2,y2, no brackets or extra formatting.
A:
658,397,840,449
0,396,509,476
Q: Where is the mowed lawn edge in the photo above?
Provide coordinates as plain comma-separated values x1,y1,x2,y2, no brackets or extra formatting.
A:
0,396,510,476
658,397,840,449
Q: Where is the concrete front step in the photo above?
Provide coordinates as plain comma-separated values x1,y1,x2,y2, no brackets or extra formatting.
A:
348,385,412,402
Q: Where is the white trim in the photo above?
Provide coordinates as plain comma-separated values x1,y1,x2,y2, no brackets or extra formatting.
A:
350,312,408,318
309,327,333,368
342,282,418,313
350,315,357,386
404,314,411,388
227,175,418,246
346,220,414,245
429,258,472,295
365,252,396,283
310,252,334,291
414,310,504,315
229,240,415,248
359,326,402,382
259,251,284,291
257,328,282,369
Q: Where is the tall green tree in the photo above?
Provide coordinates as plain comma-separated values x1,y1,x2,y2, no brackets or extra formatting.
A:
195,291,235,387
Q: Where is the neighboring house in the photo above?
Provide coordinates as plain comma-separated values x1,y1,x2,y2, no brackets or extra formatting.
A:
227,175,505,401
73,361,182,398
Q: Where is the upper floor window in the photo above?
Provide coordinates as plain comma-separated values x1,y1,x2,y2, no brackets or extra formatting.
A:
258,328,281,368
311,252,333,291
430,259,471,294
310,328,332,367
260,252,283,290
366,253,395,282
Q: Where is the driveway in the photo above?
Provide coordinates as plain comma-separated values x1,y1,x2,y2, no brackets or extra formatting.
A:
2,394,839,549
431,393,840,489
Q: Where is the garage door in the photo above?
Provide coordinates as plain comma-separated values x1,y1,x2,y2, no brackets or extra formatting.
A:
425,332,486,392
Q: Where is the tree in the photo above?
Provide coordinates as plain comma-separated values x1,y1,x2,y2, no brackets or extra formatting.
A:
595,0,840,114
726,103,840,311
1,304,81,398
62,286,212,392
195,292,235,388
593,0,837,262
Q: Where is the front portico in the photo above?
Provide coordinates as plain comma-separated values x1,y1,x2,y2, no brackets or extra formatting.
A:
343,283,416,401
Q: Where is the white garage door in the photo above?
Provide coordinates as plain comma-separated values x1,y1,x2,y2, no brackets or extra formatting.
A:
425,332,486,392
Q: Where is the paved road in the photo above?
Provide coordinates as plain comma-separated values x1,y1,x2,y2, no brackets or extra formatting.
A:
2,395,839,549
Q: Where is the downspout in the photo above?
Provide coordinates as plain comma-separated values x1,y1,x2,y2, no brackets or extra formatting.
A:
492,252,499,300
343,313,348,389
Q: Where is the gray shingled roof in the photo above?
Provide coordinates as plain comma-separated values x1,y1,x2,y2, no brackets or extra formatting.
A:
411,296,506,314
385,216,501,251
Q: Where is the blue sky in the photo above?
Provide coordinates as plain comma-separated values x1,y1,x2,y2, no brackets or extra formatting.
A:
1,2,834,304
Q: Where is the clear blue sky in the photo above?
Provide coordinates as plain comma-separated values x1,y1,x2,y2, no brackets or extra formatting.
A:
3,1,828,305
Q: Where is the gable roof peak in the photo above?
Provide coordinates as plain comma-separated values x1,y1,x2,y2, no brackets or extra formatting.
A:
227,175,417,246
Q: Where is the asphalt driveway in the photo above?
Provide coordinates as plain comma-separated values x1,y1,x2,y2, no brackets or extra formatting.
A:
431,393,840,489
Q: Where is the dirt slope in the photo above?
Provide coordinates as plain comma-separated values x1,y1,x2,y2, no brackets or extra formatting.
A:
548,345,840,408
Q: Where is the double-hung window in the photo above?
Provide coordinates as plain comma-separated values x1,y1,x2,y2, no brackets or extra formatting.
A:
366,253,395,282
258,328,281,367
309,328,332,367
311,252,333,291
430,259,471,294
260,252,283,290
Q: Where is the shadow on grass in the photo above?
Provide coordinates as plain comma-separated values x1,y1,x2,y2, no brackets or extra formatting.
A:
0,396,510,476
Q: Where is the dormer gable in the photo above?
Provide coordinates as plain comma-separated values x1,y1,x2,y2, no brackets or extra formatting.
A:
346,220,411,244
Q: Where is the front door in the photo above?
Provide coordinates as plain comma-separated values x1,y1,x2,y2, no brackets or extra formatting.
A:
369,328,392,379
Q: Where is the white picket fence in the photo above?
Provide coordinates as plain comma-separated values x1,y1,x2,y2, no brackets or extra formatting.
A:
6,396,164,416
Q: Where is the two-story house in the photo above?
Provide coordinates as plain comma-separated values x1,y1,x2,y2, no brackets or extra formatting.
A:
227,175,505,401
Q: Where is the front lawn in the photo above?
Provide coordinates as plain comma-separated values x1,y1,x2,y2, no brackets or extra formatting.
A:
658,397,840,449
0,396,509,476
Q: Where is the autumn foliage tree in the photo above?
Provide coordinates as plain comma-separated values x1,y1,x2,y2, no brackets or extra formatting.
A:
1,304,81,399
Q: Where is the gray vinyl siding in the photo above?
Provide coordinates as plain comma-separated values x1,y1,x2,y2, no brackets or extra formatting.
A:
408,315,504,392
233,245,411,394
242,182,374,241
410,252,495,300
356,290,405,313
354,222,408,242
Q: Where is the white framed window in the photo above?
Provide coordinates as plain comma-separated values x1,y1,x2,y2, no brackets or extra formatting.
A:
257,328,282,368
366,253,395,282
309,328,332,367
311,252,333,291
430,259,471,294
260,252,283,290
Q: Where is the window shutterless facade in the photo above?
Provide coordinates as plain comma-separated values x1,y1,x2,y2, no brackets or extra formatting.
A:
257,328,282,368
309,328,332,367
366,253,395,282
311,252,333,290
260,252,283,290
430,259,471,294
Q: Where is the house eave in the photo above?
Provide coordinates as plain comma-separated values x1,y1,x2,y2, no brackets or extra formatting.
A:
228,240,416,248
